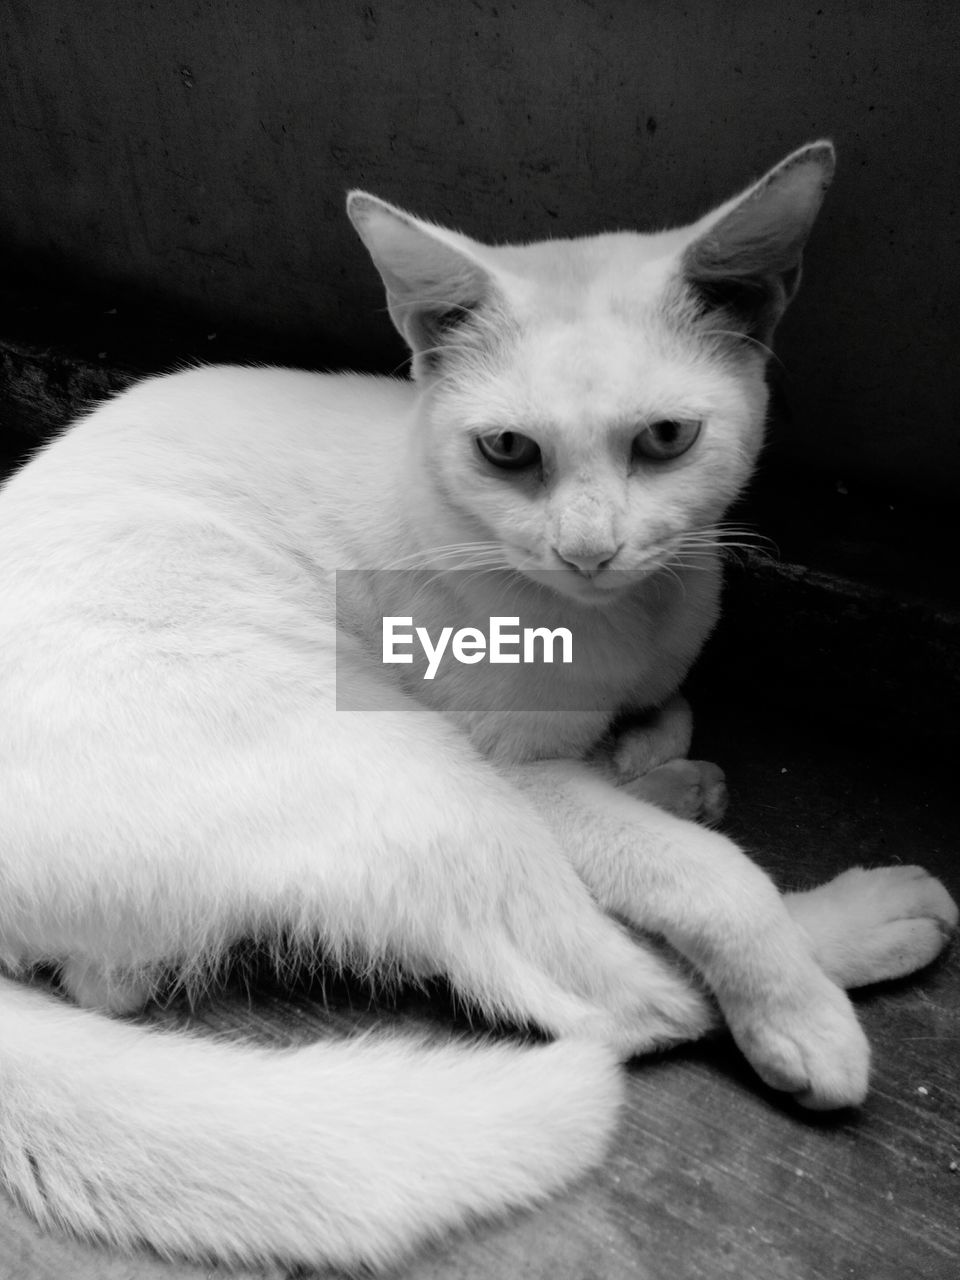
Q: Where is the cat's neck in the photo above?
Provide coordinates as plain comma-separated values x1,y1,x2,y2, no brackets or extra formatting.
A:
351,541,719,761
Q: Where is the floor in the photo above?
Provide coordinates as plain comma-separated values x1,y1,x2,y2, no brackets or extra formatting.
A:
0,673,956,1280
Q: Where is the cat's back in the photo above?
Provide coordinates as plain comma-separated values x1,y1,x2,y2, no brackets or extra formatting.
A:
1,364,414,506
0,364,414,671
0,363,415,582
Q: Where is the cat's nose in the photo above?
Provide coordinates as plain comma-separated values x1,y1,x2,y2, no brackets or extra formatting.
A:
555,546,622,576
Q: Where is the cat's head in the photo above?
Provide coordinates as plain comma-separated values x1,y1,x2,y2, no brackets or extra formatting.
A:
347,143,834,603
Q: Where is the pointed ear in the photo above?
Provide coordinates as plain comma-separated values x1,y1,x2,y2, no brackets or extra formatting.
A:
682,141,836,342
347,191,496,375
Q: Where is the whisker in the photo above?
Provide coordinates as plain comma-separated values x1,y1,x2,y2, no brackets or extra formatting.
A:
407,555,517,592
454,565,517,593
679,523,780,559
378,541,506,571
657,561,687,599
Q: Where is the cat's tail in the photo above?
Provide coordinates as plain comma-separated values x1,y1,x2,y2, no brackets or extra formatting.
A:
0,975,622,1270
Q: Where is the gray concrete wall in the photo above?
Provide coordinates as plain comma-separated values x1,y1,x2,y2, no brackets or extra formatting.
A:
1,0,958,502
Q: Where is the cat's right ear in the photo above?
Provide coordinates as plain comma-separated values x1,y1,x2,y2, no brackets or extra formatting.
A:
347,192,495,377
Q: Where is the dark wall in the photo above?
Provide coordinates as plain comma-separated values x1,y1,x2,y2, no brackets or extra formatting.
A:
2,0,959,504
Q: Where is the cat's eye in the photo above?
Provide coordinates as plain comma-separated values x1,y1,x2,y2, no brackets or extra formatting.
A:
632,419,702,461
476,431,542,471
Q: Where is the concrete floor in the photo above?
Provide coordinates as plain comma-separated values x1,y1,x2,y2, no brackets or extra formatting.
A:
0,674,956,1280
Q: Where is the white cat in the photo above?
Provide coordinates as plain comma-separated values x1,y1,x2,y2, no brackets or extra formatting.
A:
0,141,954,1272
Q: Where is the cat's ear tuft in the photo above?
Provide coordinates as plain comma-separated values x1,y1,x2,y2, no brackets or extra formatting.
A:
682,141,836,343
347,191,495,377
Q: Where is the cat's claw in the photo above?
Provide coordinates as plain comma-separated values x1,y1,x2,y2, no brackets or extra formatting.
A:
725,972,871,1110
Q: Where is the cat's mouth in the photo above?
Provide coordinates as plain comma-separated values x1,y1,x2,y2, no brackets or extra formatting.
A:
516,560,663,604
505,537,705,604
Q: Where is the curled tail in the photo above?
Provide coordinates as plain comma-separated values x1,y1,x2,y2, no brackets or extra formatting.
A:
0,976,623,1270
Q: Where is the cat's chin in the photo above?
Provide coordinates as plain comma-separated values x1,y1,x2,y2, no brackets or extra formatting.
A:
518,566,652,606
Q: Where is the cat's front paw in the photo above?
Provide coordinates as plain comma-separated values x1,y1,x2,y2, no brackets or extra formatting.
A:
786,865,958,988
611,695,693,777
725,971,870,1110
620,758,728,825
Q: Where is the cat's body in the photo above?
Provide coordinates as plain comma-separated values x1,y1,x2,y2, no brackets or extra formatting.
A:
0,143,954,1271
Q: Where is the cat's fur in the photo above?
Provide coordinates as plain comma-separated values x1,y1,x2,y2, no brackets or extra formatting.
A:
0,142,955,1271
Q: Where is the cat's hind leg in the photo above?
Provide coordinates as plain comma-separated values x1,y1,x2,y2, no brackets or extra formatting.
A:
434,915,715,1060
275,711,717,1058
11,701,715,1061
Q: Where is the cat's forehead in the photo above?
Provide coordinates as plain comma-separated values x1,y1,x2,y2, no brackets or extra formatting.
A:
479,229,690,318
476,234,711,403
458,313,731,447
443,228,746,437
483,227,689,275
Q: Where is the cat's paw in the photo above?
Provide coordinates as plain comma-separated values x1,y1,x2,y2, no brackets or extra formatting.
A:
620,758,728,825
725,971,870,1110
610,695,693,777
786,865,958,988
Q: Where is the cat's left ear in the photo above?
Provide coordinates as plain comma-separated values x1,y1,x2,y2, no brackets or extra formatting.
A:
347,192,497,377
682,141,836,342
